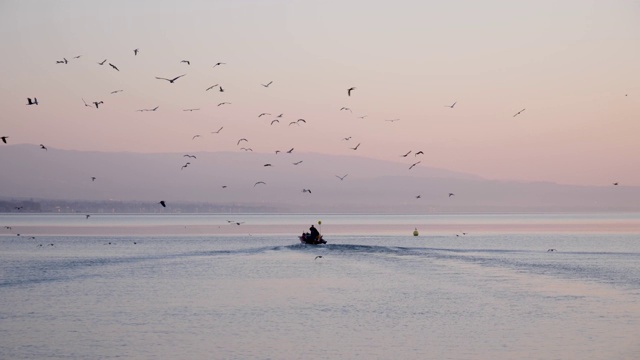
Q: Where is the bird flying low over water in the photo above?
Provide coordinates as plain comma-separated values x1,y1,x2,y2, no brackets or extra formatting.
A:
263,163,272,167
613,182,619,186
513,108,526,117
340,107,352,112
91,177,96,181
347,87,356,96
109,63,119,71
86,215,90,219
314,256,323,260
409,161,421,170
286,148,294,153
156,74,186,83
0,136,7,144
184,154,197,159
192,135,201,140
40,144,47,151
159,201,166,207
27,98,38,105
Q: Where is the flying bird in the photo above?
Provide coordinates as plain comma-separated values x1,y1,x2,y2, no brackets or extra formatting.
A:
293,161,303,165
270,119,279,125
302,189,312,194
93,101,104,109
448,193,455,197
213,62,226,67
347,87,356,96
136,106,159,112
73,55,82,59
350,143,361,150
237,138,248,145
416,195,421,199
211,127,223,134
85,215,90,219
205,84,219,91
336,174,348,181
342,137,352,141
110,90,124,94
181,162,190,170
192,135,201,140
415,151,424,156
155,74,186,83
286,148,294,153
445,101,457,108
314,256,323,260
159,201,166,207
288,121,299,126
261,81,273,87
98,59,107,65
263,163,273,167
357,115,368,119
218,86,224,92
39,144,47,151
91,177,96,181
254,181,266,187
613,182,619,186
340,107,352,112
217,102,231,106
258,113,271,117
401,150,411,157
183,108,200,112
240,147,253,151
513,108,526,117
1,136,8,144
56,58,68,64
108,63,119,71
409,161,421,170
82,98,92,107
26,98,38,105
184,154,197,159
180,60,190,65
134,48,139,56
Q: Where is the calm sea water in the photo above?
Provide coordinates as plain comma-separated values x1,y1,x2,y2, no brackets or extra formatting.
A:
1,214,639,359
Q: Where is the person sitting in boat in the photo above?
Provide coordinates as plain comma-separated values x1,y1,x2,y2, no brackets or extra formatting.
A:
309,224,320,240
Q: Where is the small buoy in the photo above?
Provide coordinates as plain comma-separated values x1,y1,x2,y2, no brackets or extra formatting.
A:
413,228,419,236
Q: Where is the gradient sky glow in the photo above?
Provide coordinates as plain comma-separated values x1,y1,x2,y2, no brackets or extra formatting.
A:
1,0,639,186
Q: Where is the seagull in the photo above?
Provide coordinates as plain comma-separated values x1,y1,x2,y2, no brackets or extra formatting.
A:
237,138,248,145
219,86,224,92
136,106,159,112
336,174,348,181
289,121,299,126
415,151,424,156
183,108,200,112
184,154,197,159
181,162,190,170
109,63,119,71
110,90,124,94
134,48,139,56
155,74,186,83
258,113,271,117
98,59,107,65
254,181,266,187
286,148,294,153
205,84,219,91
211,126,223,134
302,189,312,194
93,101,104,109
261,81,273,87
347,87,356,96
240,147,253,151
82,98,92,107
297,119,306,124
192,135,201,140
270,119,279,125
613,182,619,186
315,256,323,260
73,55,82,59
1,136,8,144
263,163,273,167
340,107,352,112
213,62,226,67
293,161,303,165
350,143,361,150
217,102,231,106
180,60,191,65
159,201,166,207
26,98,38,105
91,177,96,181
56,58,68,64
445,101,457,108
513,108,526,117
342,136,352,141
448,193,455,197
40,144,47,151
277,114,284,118
401,150,411,157
409,161,421,170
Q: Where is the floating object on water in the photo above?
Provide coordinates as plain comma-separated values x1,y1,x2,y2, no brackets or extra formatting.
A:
413,228,419,236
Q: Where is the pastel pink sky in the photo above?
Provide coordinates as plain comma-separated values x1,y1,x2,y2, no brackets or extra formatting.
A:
1,0,639,186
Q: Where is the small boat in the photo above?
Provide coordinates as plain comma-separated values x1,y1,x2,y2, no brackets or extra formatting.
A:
299,233,326,245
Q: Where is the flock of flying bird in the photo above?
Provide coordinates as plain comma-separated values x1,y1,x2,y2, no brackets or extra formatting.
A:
2,47,624,228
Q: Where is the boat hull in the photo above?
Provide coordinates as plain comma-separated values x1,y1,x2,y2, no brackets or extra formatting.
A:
299,235,326,245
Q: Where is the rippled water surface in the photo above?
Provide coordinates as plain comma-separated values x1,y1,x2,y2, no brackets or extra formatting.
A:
1,214,639,359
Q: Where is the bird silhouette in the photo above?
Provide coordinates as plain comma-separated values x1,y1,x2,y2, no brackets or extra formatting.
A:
445,101,457,108
217,102,231,106
263,163,273,167
91,177,96,181
340,107,352,112
136,106,159,112
513,108,526,117
613,182,619,186
183,108,200,112
205,84,219,91
159,201,166,207
40,144,47,151
385,119,400,122
254,181,266,187
134,48,139,56
211,127,223,134
237,138,248,145
184,154,197,159
26,98,38,105
181,162,190,170
336,174,348,181
56,58,68,64
110,90,124,94
416,195,421,199
302,189,312,194
98,59,107,65
0,136,7,144
219,86,224,92
315,256,323,260
180,60,190,65
213,62,226,67
258,113,271,117
401,150,411,157
85,215,90,219
347,87,356,96
261,81,273,87
415,151,424,156
192,135,201,140
350,143,361,150
109,63,119,71
270,119,279,125
93,101,103,109
156,74,186,83
293,161,303,165
81,98,92,107
342,136,352,141
409,161,421,170
449,193,455,197
286,148,294,153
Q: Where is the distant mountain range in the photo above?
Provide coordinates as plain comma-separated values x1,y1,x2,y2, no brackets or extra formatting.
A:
1,144,638,213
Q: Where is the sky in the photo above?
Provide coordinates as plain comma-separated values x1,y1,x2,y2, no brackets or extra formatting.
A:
1,0,639,186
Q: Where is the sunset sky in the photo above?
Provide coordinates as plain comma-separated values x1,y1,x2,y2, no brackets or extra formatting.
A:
1,0,639,186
